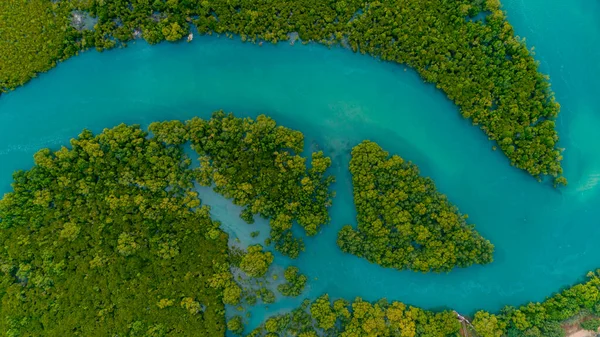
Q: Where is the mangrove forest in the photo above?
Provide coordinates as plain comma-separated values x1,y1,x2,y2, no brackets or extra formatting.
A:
338,140,495,273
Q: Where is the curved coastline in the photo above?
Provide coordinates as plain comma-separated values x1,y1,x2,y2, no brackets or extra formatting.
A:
0,35,598,323
0,0,599,335
0,0,565,181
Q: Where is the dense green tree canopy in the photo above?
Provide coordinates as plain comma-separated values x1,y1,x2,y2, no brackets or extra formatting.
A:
580,318,600,332
338,141,494,272
239,245,274,278
0,0,82,91
227,315,245,335
0,0,565,182
150,111,335,258
247,294,460,337
278,266,307,297
0,124,230,336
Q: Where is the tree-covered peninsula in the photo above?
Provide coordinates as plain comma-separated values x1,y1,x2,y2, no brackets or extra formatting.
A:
1,0,564,183
338,141,494,273
0,125,231,336
150,112,335,258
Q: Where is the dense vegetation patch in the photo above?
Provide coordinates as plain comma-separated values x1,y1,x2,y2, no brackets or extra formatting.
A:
150,111,335,258
227,246,297,309
0,0,565,182
227,315,245,335
338,141,494,272
278,266,308,297
0,0,82,91
0,125,230,336
580,318,600,332
247,294,461,336
239,245,274,278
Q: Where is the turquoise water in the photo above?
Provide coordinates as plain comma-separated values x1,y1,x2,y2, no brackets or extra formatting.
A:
1,1,599,331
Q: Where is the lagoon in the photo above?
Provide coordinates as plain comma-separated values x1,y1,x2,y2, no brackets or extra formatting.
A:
0,0,599,331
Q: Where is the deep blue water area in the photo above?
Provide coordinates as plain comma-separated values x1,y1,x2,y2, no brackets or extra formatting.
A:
0,0,599,331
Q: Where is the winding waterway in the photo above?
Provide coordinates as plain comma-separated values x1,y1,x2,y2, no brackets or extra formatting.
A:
0,0,599,331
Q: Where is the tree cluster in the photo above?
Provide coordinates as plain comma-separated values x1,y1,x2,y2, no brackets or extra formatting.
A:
0,124,230,336
338,141,494,272
0,0,82,92
150,111,335,258
227,315,245,335
580,318,600,332
278,266,307,297
239,245,274,278
247,294,460,337
208,261,243,306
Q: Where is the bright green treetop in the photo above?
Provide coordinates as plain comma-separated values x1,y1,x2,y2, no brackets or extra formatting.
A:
239,244,274,278
278,266,308,297
249,295,460,337
227,316,244,335
0,124,229,336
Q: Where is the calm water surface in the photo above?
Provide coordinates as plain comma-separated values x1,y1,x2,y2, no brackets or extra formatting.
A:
0,0,599,330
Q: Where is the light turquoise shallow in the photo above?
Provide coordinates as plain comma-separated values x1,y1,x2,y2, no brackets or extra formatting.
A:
0,0,599,331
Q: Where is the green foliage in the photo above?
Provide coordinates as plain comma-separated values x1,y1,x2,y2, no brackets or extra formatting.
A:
209,263,242,306
248,275,600,337
0,125,229,336
581,318,600,331
1,0,565,181
227,316,244,335
539,321,566,337
473,312,506,337
259,287,276,304
162,22,186,42
0,0,82,92
471,271,600,337
249,294,460,337
239,245,274,278
161,111,335,258
338,141,494,272
278,266,307,297
310,294,337,330
241,208,256,224
149,120,188,145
